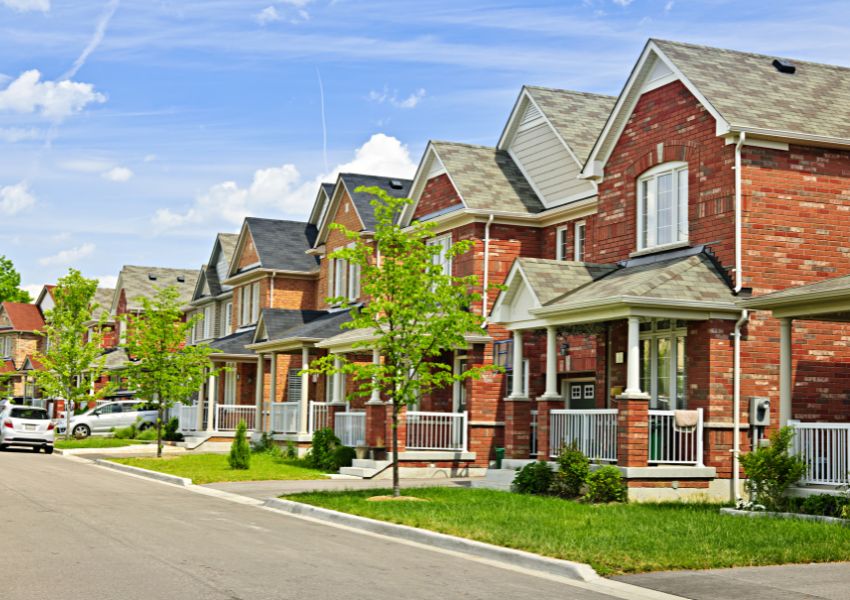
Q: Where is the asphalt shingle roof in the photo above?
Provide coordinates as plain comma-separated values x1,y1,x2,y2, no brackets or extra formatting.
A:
267,309,353,343
431,141,544,214
116,266,200,312
745,273,850,307
205,233,238,296
517,259,618,305
339,174,413,231
260,308,330,341
209,327,256,356
0,302,45,332
244,218,319,273
653,39,850,143
91,288,115,321
524,87,617,163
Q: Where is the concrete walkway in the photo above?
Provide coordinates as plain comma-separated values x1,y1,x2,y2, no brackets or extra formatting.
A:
615,562,850,600
203,477,480,500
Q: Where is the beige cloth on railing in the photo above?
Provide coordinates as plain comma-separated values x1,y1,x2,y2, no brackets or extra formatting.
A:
674,409,699,430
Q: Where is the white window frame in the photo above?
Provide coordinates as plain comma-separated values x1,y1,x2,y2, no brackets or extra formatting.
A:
240,286,250,326
347,261,360,302
327,258,335,301
203,305,214,339
574,221,586,262
429,233,452,275
222,302,232,336
224,362,237,404
637,162,689,251
639,320,687,410
556,226,569,261
250,282,260,323
2,336,11,357
333,258,347,300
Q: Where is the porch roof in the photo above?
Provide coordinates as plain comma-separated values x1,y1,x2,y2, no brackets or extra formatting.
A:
209,327,256,357
743,273,850,320
248,309,353,352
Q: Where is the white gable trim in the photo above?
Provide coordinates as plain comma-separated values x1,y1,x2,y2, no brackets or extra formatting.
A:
316,175,366,246
400,142,467,227
227,220,254,278
490,261,542,325
581,40,730,182
309,185,333,226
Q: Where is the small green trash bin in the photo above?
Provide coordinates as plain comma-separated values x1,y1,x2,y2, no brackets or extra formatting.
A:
650,421,662,461
495,447,505,469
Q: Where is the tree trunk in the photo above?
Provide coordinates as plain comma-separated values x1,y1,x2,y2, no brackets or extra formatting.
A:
155,392,163,458
392,401,400,497
64,400,71,441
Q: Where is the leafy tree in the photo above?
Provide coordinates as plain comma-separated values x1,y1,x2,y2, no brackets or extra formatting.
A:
0,370,15,398
0,255,32,304
121,286,221,457
33,269,112,440
305,187,497,497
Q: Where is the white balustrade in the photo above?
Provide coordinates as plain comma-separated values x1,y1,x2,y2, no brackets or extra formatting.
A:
177,404,197,432
790,421,850,485
549,409,618,462
270,402,300,434
530,409,538,458
648,409,703,466
406,411,468,451
308,401,330,433
215,405,256,431
335,411,366,447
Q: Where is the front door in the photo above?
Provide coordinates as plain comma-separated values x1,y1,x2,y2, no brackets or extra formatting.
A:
565,381,595,410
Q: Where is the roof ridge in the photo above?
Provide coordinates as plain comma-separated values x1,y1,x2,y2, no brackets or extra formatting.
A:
524,85,617,100
431,140,497,151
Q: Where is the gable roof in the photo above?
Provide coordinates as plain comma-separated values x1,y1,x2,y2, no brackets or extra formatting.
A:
0,302,45,332
194,233,239,301
231,218,319,276
90,288,115,322
209,327,256,356
308,182,337,226
255,308,330,342
339,173,412,231
112,266,199,313
518,258,618,305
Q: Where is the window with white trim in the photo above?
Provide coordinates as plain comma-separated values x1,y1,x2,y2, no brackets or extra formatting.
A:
203,305,214,339
347,261,361,302
429,233,452,275
327,257,335,300
2,336,12,357
637,162,689,251
555,226,569,261
240,286,250,325
494,339,530,395
574,221,586,262
222,302,232,336
250,282,260,323
333,258,347,299
639,319,687,410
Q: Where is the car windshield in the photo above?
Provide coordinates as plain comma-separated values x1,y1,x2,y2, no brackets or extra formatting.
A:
10,407,49,420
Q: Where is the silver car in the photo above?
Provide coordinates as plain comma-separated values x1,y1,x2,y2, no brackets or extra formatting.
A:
0,405,55,453
59,400,158,439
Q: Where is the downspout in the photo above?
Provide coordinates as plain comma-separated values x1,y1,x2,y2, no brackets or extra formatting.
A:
732,309,748,503
734,131,746,294
482,214,495,324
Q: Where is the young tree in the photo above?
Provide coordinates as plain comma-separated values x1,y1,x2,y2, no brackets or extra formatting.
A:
33,270,112,439
306,187,498,497
121,286,221,457
0,255,32,304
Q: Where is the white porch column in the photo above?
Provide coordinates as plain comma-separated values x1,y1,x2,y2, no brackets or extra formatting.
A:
623,316,645,397
206,373,218,432
333,355,344,404
542,326,559,398
509,330,525,398
255,354,265,433
299,347,310,434
269,352,278,407
779,317,793,426
367,348,382,404
195,368,206,431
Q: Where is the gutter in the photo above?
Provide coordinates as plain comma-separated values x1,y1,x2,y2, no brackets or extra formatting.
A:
734,132,745,293
482,214,495,323
732,309,748,503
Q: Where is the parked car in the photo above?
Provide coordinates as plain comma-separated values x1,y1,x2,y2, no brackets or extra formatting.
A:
57,400,158,439
0,405,54,453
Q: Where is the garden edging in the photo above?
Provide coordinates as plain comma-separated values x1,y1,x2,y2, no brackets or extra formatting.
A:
264,497,599,582
720,507,850,526
94,459,193,486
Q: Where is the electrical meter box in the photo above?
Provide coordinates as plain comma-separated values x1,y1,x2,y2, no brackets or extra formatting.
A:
750,397,770,427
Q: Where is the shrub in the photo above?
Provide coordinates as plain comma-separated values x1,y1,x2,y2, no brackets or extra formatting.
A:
511,461,554,495
228,420,251,470
584,466,627,503
740,426,805,511
786,493,850,518
333,445,356,470
136,427,157,441
550,444,590,498
284,440,298,460
113,423,137,440
306,428,343,471
252,432,277,454
163,417,184,442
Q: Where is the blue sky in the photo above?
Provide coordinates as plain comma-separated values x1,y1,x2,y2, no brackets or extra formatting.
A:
1,0,849,295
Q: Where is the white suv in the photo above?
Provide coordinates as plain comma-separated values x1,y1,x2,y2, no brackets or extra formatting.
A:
59,400,158,439
0,405,55,453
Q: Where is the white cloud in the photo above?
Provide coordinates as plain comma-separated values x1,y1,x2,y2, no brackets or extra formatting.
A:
59,158,114,173
38,243,95,267
1,0,49,12
0,127,41,142
153,133,416,233
279,0,312,6
0,181,36,215
94,274,117,288
612,0,632,5
61,0,120,80
0,70,106,121
21,283,43,299
102,166,133,182
368,86,427,109
255,6,281,25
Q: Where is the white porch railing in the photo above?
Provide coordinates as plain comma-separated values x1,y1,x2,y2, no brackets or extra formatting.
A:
648,409,704,466
790,421,850,485
308,401,330,433
406,411,468,451
530,409,538,458
271,402,300,434
177,404,197,432
549,409,618,462
215,405,256,431
335,411,366,447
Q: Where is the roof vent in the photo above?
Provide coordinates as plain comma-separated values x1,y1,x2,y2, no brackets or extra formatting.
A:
772,58,796,74
176,275,185,283
148,274,158,281
389,179,404,190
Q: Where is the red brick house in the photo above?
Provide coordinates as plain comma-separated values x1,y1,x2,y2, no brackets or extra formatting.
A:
0,301,46,400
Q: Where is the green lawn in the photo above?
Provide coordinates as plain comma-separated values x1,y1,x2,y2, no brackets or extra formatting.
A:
55,438,150,450
112,453,328,484
287,487,850,575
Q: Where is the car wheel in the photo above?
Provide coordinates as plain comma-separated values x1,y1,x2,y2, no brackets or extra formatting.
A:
138,422,153,431
44,446,54,455
0,445,6,451
72,424,91,439
31,446,40,453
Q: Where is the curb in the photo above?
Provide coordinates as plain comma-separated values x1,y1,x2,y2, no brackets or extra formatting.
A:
720,506,850,526
264,498,599,582
93,459,193,487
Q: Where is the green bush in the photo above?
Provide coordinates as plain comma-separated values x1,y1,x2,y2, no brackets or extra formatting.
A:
786,493,850,518
113,423,138,440
228,420,251,470
163,417,184,442
252,431,277,454
284,440,298,460
136,427,157,441
584,466,627,503
740,427,806,511
305,428,342,471
550,444,590,498
333,445,356,470
511,461,554,495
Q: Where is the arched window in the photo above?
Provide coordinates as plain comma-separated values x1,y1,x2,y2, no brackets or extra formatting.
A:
637,162,688,251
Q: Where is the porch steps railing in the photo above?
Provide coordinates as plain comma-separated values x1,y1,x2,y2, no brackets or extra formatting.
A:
335,411,366,447
648,409,703,466
406,411,468,451
271,402,300,434
215,405,256,431
790,421,850,485
549,409,618,462
530,409,538,458
308,401,330,433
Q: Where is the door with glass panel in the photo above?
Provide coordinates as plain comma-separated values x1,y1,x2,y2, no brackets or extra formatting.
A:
563,380,596,410
639,320,687,410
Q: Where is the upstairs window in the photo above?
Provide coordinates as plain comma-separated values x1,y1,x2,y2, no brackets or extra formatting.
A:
574,221,586,262
637,162,688,251
555,226,569,261
2,336,12,357
429,234,452,276
222,302,232,336
239,282,260,326
203,305,214,339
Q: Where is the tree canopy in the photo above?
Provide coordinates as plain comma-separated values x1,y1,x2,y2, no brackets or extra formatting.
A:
0,255,32,304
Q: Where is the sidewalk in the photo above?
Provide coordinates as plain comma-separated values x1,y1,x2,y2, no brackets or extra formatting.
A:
615,562,850,600
203,477,480,500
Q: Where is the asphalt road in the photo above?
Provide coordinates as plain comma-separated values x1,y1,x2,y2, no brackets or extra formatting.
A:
0,450,645,600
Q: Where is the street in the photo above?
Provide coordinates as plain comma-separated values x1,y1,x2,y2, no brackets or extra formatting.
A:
0,451,631,600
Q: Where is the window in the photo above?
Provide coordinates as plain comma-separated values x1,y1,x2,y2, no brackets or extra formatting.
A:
221,302,232,336
2,336,12,357
639,319,687,410
347,261,361,302
239,283,260,326
333,258,347,299
637,163,689,251
251,282,260,323
494,339,529,395
287,368,302,402
574,221,586,261
429,234,452,275
556,226,569,261
203,305,214,339
327,258,335,300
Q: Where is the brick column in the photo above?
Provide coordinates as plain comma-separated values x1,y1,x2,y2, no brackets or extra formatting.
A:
365,401,388,449
616,395,650,467
327,403,345,434
503,397,532,458
394,404,407,454
536,397,563,461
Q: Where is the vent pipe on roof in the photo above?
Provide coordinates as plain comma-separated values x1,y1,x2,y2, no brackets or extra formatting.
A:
772,58,796,74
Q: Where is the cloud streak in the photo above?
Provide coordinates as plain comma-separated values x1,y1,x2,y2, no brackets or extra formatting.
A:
61,0,120,80
1,0,49,13
39,242,96,266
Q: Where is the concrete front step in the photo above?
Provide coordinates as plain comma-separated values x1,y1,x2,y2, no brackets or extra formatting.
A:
472,468,517,491
339,459,392,479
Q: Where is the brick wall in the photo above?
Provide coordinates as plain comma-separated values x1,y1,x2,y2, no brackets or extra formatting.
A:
318,188,366,310
413,174,463,221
